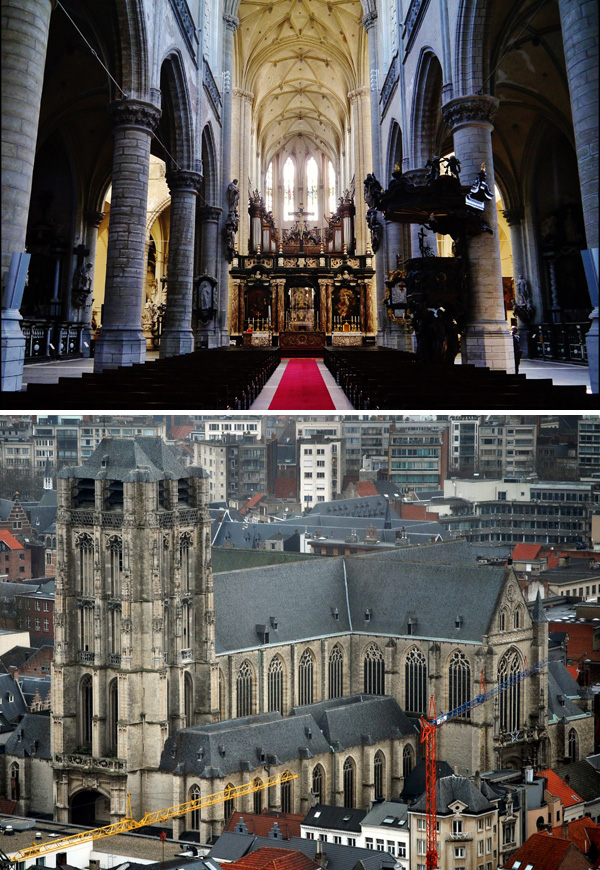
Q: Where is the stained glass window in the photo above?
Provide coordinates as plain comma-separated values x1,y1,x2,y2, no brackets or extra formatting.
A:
306,156,318,220
329,161,336,214
265,162,273,213
284,157,295,221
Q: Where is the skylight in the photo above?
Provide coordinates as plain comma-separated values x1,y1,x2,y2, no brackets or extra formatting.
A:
314,811,321,818
382,817,396,825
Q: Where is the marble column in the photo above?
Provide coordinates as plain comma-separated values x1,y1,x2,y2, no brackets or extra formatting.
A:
1,0,54,284
217,13,239,346
160,169,201,358
196,205,222,346
442,94,513,370
94,98,160,371
80,209,104,357
557,0,598,393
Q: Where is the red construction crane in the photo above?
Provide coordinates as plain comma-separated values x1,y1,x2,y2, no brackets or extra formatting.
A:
419,656,550,870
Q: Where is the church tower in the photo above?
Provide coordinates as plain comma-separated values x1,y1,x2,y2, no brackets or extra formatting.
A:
52,437,216,824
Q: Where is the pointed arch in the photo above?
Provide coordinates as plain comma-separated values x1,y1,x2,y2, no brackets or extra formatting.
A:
281,770,294,813
454,0,491,98
386,118,403,178
189,783,201,830
498,648,523,733
364,642,385,695
343,756,356,808
409,49,444,169
80,674,93,748
268,654,285,714
201,122,219,205
448,650,471,718
236,659,254,717
405,647,427,715
158,50,195,170
312,763,325,804
374,749,385,800
329,643,344,699
403,744,413,779
224,782,236,820
298,648,315,706
115,0,149,99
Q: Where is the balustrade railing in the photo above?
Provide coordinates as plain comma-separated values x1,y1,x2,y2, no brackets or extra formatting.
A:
21,320,85,361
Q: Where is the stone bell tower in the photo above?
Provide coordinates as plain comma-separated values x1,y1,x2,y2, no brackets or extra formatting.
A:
51,437,217,824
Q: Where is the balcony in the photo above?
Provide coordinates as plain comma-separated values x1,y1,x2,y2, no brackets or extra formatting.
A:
180,648,193,662
109,653,122,667
78,650,95,664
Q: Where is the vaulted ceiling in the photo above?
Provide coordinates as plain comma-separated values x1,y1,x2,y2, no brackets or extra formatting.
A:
235,0,368,166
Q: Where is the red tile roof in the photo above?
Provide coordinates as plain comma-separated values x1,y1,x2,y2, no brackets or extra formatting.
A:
171,424,194,439
273,478,297,500
552,816,600,855
225,811,304,839
502,831,581,869
512,543,543,561
356,481,378,497
240,494,266,514
230,847,319,870
0,530,23,550
540,769,585,809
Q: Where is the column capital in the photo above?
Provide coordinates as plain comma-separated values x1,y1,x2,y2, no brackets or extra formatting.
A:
362,10,377,30
233,87,254,103
442,94,499,131
223,13,239,31
84,210,105,228
198,205,223,222
502,206,525,227
108,98,161,133
166,169,203,194
347,86,370,103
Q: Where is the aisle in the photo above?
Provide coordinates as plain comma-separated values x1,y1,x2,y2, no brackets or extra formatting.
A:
250,358,354,410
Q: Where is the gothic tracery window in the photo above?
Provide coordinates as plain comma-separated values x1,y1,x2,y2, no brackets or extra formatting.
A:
405,647,427,715
364,642,385,695
343,756,355,808
77,533,94,595
312,764,325,804
329,643,344,699
268,655,284,714
283,157,295,221
448,651,471,718
265,162,273,213
298,648,315,706
253,777,263,814
403,745,413,779
180,532,192,592
237,660,253,717
328,160,336,215
374,750,384,800
108,535,122,596
568,728,579,762
224,782,236,820
498,649,522,733
108,678,118,753
190,784,201,830
185,672,193,726
80,674,93,748
306,156,318,220
281,770,293,813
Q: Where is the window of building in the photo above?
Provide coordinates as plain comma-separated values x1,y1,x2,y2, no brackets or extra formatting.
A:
224,783,235,821
80,674,93,748
328,161,336,214
453,820,463,835
306,156,319,219
568,728,579,762
329,643,344,699
284,157,295,221
365,838,373,850
265,161,273,213
312,764,324,804
281,771,293,814
77,533,94,595
298,648,315,705
405,647,427,714
109,678,118,753
268,655,284,714
454,846,465,859
343,756,355,808
448,650,471,718
374,750,384,800
236,660,253,717
498,649,522,733
253,778,263,814
403,745,413,779
43,619,49,632
364,642,385,694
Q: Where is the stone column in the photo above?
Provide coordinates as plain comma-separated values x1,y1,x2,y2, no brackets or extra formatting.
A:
94,98,160,371
160,169,201,358
196,205,222,346
232,87,254,252
276,279,286,334
1,0,54,286
319,279,329,333
557,0,598,393
502,206,533,356
217,13,239,345
81,210,104,356
442,95,513,370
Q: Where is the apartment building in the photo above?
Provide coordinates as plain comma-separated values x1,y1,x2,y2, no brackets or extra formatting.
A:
388,421,449,492
194,435,277,501
578,416,600,474
298,436,345,508
191,417,263,441
478,418,537,477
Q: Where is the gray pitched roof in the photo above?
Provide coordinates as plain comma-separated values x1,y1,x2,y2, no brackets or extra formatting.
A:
19,675,51,706
553,759,600,804
547,661,590,723
210,833,397,870
307,495,392,518
214,542,507,653
0,673,27,722
410,775,495,815
401,759,454,802
291,695,417,747
303,804,367,832
4,712,50,758
59,436,208,482
361,801,409,829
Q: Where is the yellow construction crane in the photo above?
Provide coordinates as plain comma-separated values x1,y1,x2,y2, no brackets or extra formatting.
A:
7,771,298,864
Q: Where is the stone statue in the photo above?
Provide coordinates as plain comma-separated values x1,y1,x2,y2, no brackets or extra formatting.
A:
366,207,383,252
444,155,461,178
513,274,535,323
71,262,93,308
142,299,154,332
425,155,441,183
199,280,212,310
227,178,240,213
363,173,383,209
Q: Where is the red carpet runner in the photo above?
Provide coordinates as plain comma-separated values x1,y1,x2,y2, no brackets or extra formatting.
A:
269,358,336,409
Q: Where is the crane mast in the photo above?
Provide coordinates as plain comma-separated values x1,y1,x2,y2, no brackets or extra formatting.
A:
420,657,549,870
7,771,298,865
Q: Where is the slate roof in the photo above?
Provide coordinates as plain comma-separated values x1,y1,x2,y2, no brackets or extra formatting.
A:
58,437,208,482
210,833,398,870
213,540,502,654
226,811,304,839
547,661,589,723
410,775,495,815
303,804,366,833
401,759,454,802
212,548,314,574
4,712,50,758
361,801,409,830
0,498,14,522
0,673,27,722
19,675,51,706
25,489,57,535
307,495,392,518
553,760,600,804
291,695,417,747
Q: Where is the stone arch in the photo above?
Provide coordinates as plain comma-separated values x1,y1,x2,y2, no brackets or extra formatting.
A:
374,749,385,800
201,123,219,205
410,49,444,169
454,0,490,98
157,50,195,171
115,0,150,100
70,786,110,826
267,653,285,714
386,118,403,177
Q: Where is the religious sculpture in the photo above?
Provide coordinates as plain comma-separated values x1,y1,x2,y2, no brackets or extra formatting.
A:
513,273,535,323
71,261,93,308
225,179,240,261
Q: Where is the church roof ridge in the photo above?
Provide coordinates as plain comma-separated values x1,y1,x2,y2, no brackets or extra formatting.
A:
58,435,208,481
